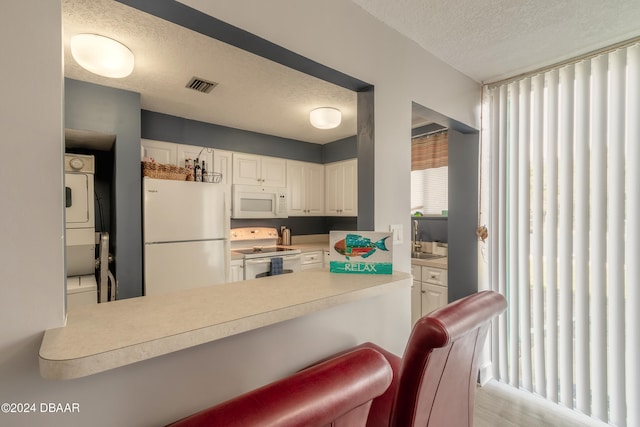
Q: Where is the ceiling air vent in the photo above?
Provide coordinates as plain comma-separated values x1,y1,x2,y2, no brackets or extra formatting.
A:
186,77,218,94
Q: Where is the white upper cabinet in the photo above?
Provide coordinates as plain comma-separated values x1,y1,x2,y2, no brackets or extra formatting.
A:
212,149,233,217
140,141,358,219
261,156,287,187
232,153,286,187
141,140,231,188
141,139,177,165
306,163,325,215
213,149,232,187
287,160,324,216
233,153,260,184
325,159,357,216
176,144,213,170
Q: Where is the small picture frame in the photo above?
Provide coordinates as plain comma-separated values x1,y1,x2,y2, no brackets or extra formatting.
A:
329,231,393,274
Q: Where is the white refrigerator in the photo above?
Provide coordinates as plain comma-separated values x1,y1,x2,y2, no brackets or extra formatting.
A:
143,177,229,296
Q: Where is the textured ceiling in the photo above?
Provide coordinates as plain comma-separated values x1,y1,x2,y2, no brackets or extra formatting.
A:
351,0,640,83
64,0,640,144
63,0,357,145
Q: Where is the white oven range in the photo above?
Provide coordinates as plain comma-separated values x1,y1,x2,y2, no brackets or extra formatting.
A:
230,227,301,279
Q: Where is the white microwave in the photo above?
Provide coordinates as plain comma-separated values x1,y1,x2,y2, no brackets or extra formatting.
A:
232,184,288,218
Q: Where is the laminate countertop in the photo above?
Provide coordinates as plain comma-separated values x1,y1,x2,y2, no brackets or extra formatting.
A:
410,256,448,269
40,270,411,380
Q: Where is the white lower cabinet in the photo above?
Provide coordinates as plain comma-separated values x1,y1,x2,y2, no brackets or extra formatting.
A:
301,251,323,271
421,282,448,315
230,259,244,282
411,263,448,323
411,280,422,325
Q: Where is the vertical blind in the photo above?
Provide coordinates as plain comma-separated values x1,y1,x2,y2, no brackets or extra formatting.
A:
487,42,639,426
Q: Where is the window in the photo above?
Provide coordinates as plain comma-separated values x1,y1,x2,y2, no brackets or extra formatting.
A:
410,167,448,215
485,42,640,427
411,130,448,216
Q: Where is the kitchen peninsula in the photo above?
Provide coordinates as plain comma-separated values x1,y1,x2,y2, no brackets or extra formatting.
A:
40,270,411,380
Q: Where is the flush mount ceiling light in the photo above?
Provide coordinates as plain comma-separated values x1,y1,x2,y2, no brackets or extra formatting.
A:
71,34,134,78
310,107,342,129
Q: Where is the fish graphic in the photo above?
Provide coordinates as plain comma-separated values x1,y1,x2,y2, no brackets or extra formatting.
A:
334,234,389,260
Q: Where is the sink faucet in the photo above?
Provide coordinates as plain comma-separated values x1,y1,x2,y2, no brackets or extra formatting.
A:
413,220,421,252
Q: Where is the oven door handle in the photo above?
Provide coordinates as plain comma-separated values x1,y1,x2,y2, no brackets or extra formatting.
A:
245,258,271,265
245,254,301,265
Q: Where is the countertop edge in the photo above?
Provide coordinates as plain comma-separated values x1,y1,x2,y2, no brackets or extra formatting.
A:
410,257,448,269
39,272,410,380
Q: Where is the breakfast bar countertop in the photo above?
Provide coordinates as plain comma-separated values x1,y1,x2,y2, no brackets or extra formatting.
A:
39,270,411,380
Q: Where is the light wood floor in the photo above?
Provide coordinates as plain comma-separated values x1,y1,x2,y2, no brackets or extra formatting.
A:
474,380,610,427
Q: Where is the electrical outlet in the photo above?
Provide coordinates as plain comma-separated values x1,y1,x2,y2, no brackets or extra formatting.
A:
389,224,403,244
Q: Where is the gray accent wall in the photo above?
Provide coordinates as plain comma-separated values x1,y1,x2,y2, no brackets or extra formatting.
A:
142,110,325,163
357,88,375,231
322,136,357,164
447,129,479,301
229,217,357,235
412,217,448,243
65,78,142,299
142,110,357,164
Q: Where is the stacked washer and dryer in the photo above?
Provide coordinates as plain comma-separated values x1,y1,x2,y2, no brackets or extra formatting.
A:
64,154,99,309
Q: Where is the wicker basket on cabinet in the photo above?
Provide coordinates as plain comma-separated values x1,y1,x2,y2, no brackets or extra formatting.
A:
141,162,193,181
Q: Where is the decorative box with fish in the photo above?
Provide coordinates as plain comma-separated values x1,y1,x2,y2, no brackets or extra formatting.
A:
329,231,393,274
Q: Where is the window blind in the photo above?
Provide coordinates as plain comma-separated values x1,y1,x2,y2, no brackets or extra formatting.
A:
410,167,448,215
487,42,640,427
411,131,448,170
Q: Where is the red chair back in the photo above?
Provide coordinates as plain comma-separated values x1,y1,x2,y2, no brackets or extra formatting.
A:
390,290,507,427
168,347,393,427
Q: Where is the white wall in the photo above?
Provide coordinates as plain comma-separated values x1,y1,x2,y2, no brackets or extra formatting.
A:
0,1,480,426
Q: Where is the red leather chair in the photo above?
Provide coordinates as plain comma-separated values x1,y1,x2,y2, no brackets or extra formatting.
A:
349,290,507,427
167,347,393,427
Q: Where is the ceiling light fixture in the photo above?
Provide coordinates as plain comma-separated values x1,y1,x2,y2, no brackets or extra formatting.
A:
71,34,134,78
310,107,342,129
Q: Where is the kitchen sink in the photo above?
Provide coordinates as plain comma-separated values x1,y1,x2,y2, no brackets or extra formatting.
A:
411,252,445,260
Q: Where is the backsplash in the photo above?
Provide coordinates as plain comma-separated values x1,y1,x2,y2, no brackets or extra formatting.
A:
412,217,448,243
230,216,357,236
